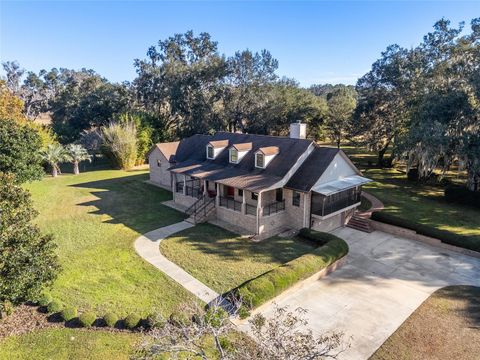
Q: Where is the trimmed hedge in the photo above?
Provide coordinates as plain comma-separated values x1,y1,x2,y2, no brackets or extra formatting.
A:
233,230,348,310
61,307,77,322
47,300,63,314
371,212,479,253
103,312,119,327
38,293,53,307
125,314,141,329
79,312,96,327
444,185,480,209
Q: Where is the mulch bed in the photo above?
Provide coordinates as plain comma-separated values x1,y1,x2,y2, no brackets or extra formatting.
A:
0,304,60,340
0,304,142,340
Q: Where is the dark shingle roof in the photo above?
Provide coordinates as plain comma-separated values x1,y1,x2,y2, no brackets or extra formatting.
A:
169,132,313,192
285,147,340,192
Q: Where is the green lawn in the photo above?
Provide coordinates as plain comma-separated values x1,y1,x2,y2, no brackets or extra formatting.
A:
371,286,480,360
160,223,315,293
0,328,140,360
339,145,480,240
25,168,194,317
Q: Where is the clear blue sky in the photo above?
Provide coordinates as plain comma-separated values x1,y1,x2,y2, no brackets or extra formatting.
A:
1,1,478,86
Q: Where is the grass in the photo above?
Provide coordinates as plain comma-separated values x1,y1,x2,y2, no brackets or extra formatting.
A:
0,328,141,360
160,223,315,293
24,166,194,317
371,286,480,360
338,145,480,241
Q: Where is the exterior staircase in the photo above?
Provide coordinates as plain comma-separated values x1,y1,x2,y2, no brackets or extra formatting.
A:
347,214,373,233
185,195,216,224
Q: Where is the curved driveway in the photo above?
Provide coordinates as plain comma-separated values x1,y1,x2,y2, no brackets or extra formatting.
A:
250,227,480,360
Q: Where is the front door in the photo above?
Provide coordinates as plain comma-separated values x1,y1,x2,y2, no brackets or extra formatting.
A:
226,186,235,198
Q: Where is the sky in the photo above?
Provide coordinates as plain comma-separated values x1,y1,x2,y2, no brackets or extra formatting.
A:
0,1,478,87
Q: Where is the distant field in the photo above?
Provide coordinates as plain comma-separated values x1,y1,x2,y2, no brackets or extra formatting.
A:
335,144,480,240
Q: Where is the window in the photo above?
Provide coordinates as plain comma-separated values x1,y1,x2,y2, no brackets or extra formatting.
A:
206,145,214,159
276,188,283,202
251,192,258,201
157,159,161,167
238,189,243,197
230,149,238,163
255,153,265,168
292,191,300,207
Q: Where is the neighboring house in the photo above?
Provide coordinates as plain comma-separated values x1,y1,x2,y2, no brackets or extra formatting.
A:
148,123,371,236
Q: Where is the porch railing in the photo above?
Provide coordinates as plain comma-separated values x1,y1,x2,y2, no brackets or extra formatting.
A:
175,181,184,193
245,203,257,216
219,196,242,212
262,200,285,216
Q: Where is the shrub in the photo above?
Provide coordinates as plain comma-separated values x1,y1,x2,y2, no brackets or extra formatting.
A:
47,300,63,314
38,293,53,307
233,231,348,310
1,300,14,318
145,313,164,329
444,185,480,209
125,314,141,329
61,307,77,322
101,121,138,170
103,312,119,327
238,306,251,320
169,311,191,327
371,212,479,253
298,228,339,246
79,312,96,327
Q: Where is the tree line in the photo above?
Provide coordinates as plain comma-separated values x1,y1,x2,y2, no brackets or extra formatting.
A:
2,17,479,191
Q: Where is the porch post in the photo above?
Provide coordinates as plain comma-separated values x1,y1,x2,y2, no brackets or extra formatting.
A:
215,183,220,207
203,180,208,196
183,175,187,196
241,189,246,215
256,192,263,234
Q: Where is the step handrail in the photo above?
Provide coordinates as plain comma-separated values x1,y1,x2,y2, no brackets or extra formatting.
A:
185,194,206,216
193,197,215,223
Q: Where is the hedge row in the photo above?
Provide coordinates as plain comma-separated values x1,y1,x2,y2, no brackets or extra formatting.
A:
232,230,348,312
39,297,148,330
371,212,480,253
444,185,480,209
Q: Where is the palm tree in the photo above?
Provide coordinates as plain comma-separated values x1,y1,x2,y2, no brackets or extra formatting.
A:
66,144,92,175
41,144,68,177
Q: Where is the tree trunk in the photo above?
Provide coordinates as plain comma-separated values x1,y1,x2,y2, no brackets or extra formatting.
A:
52,166,58,177
336,138,341,149
467,168,480,192
73,161,79,175
377,140,391,168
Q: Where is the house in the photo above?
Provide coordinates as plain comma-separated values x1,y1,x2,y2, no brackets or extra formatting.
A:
148,123,371,236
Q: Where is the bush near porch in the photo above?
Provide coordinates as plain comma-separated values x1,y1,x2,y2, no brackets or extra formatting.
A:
233,230,348,311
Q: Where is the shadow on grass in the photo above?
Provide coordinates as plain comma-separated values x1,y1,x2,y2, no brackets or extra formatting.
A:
165,223,314,265
437,285,480,329
69,173,186,234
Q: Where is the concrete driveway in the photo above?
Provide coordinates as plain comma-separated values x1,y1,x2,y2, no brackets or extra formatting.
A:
252,228,480,360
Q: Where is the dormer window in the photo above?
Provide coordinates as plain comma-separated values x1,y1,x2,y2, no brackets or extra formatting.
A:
206,140,228,160
230,149,238,163
229,142,252,164
255,153,265,168
207,145,214,159
255,146,279,169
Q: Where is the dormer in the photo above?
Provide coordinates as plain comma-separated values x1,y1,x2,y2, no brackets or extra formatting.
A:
255,146,279,169
206,140,228,160
229,142,252,164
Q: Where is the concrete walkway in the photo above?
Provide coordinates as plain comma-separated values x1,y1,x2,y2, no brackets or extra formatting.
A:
134,221,220,304
245,227,480,360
